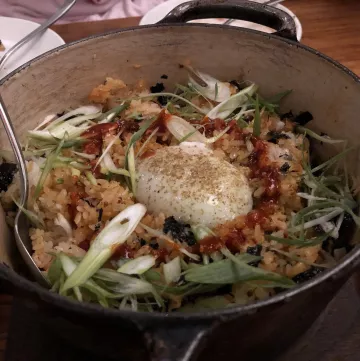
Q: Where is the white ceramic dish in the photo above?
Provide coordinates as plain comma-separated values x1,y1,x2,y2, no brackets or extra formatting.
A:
0,16,65,79
140,0,303,41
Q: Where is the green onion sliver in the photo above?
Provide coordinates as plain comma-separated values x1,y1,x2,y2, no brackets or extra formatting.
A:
61,203,146,292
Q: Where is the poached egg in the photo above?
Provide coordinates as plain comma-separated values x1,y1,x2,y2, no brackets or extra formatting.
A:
136,142,253,227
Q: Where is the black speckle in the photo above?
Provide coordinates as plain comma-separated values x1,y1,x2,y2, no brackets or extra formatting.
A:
247,245,262,267
294,111,313,126
160,74,168,79
97,208,103,222
247,245,262,256
150,82,167,106
273,287,286,294
243,114,254,123
57,111,65,117
150,242,159,250
157,96,168,106
280,111,294,121
280,162,290,173
139,239,146,247
322,212,356,255
267,131,290,144
320,132,328,137
0,163,17,192
163,216,196,246
94,223,101,231
230,80,242,90
150,82,165,93
292,267,323,284
178,275,186,283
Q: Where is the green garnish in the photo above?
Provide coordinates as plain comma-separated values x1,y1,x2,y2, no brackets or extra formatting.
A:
99,101,130,123
179,129,200,143
297,125,345,144
34,133,66,199
267,232,329,248
184,253,294,288
253,94,261,137
56,178,64,184
61,204,146,292
214,82,219,101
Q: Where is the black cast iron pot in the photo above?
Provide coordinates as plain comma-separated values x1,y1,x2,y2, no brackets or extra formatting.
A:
1,1,360,360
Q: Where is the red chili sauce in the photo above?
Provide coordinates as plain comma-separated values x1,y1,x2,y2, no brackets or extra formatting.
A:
149,109,171,134
200,117,245,141
111,244,136,259
81,123,119,156
68,191,84,221
196,133,281,256
199,229,247,255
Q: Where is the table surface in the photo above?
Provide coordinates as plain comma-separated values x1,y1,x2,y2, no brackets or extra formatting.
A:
1,0,360,359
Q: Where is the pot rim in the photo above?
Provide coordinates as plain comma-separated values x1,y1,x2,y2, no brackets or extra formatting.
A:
1,23,360,322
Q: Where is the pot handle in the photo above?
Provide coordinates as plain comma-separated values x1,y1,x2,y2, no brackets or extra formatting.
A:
157,0,298,41
140,321,215,361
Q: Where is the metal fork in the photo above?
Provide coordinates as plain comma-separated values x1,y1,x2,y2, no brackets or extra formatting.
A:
0,95,49,286
0,0,76,72
223,0,285,26
0,0,77,286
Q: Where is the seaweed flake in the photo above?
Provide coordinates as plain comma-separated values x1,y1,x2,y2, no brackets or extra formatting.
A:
280,162,290,173
267,131,290,144
160,74,168,79
157,96,168,106
280,111,294,121
294,111,313,126
0,163,17,192
163,216,196,246
230,80,242,90
149,242,159,250
246,245,262,267
292,267,323,284
150,83,165,93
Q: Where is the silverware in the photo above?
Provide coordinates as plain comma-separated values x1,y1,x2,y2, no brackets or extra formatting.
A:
0,1,77,286
0,95,49,286
223,0,285,26
0,0,76,72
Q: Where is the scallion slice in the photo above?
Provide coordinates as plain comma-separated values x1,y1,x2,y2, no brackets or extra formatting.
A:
117,255,156,275
61,203,146,292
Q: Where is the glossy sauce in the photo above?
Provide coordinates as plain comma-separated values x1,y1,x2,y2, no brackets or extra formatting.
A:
112,244,136,259
79,240,90,251
89,159,102,177
81,123,119,139
68,191,84,221
199,229,246,255
150,109,171,134
81,123,119,156
151,248,169,263
201,117,245,140
247,137,280,200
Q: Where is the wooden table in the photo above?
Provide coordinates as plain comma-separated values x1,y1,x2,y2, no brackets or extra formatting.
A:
1,0,360,359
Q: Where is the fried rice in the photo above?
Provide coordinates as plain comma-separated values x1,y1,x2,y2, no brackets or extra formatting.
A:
0,70,357,312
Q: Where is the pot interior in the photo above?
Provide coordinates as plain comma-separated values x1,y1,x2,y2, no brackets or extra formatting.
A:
0,25,359,269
